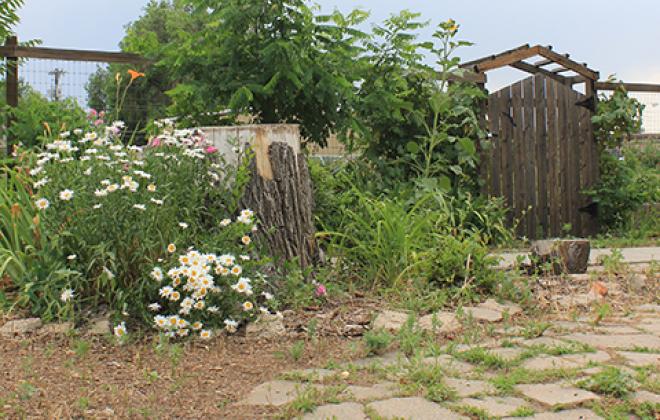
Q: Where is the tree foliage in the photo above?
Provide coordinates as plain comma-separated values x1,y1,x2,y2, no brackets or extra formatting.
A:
161,0,367,145
0,0,23,40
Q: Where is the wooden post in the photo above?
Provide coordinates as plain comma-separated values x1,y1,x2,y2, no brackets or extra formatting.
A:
5,36,19,155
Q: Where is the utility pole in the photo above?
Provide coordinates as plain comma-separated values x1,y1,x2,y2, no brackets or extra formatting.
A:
48,68,65,101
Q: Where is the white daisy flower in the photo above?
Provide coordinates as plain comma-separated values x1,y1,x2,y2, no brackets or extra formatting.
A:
60,288,74,302
178,222,189,229
150,267,164,282
113,322,127,338
133,204,146,211
35,198,49,210
59,189,74,201
148,303,161,312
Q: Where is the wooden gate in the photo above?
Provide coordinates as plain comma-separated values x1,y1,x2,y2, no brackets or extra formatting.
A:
483,74,599,239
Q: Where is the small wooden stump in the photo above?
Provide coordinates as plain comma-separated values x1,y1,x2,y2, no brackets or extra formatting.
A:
531,239,591,274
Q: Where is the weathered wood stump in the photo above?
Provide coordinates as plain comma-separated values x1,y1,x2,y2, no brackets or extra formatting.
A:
202,124,319,269
531,239,591,274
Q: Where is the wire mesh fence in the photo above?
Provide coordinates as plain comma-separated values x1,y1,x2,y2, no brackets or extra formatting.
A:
17,58,105,107
630,92,660,134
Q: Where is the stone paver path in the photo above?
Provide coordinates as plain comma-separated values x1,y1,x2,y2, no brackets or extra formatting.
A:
239,295,660,419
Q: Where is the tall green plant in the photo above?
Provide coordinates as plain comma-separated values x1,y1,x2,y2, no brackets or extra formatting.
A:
0,165,78,320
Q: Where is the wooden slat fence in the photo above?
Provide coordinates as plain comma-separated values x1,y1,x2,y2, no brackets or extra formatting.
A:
483,74,599,239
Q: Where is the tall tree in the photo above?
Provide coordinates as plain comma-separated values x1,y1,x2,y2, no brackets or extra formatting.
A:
163,0,368,145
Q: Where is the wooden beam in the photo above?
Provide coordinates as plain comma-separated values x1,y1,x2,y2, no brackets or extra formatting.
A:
552,67,571,74
445,70,487,84
510,60,570,85
535,45,599,80
0,45,147,64
469,45,541,73
595,81,660,93
569,76,587,85
460,44,531,69
534,53,570,67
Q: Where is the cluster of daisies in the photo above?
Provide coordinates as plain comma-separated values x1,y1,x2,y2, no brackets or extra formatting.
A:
30,122,222,215
150,210,270,339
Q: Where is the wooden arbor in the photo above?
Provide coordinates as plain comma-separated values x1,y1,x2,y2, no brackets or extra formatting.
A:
461,44,601,239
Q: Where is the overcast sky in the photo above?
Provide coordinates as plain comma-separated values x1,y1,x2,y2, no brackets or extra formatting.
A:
13,0,660,92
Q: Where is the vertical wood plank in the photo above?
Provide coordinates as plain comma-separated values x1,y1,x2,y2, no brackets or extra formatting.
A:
557,81,569,235
488,90,501,197
534,75,549,237
511,82,525,237
523,77,536,238
568,90,582,235
577,95,591,236
500,86,515,227
545,79,560,237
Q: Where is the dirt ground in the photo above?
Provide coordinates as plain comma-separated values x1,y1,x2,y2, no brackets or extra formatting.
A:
0,332,359,419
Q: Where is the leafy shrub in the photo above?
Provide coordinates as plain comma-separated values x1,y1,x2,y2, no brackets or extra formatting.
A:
0,84,88,150
586,144,659,231
323,188,503,293
9,119,254,323
587,85,657,232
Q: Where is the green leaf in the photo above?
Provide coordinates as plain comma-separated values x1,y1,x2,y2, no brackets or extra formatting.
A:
406,141,420,154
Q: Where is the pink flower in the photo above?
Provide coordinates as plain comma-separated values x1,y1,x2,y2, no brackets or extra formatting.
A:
315,284,327,298
88,109,98,118
99,111,106,118
150,138,162,147
205,145,218,154
94,119,104,127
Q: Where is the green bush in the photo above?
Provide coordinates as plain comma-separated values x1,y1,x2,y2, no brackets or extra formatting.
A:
0,84,88,150
587,144,659,232
5,119,270,330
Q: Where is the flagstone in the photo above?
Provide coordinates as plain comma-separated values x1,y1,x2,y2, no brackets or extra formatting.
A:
521,351,611,370
479,299,523,316
635,304,660,313
445,378,496,397
515,383,600,406
617,351,660,367
240,380,323,406
632,390,660,405
367,397,468,420
458,396,529,417
563,333,660,350
489,347,525,361
503,408,603,419
302,402,367,420
422,354,475,374
462,306,503,322
418,311,461,334
342,382,398,401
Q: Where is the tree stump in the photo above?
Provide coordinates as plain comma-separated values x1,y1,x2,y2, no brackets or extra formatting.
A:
202,124,319,269
530,239,591,274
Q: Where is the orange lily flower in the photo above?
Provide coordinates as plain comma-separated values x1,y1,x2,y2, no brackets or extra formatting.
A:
128,69,145,81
